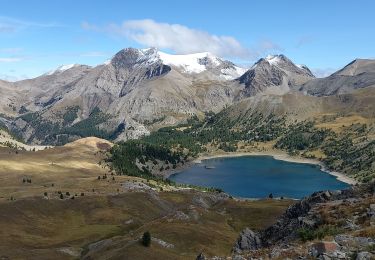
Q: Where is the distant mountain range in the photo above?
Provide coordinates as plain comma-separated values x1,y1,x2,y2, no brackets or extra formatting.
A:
0,47,374,145
298,58,375,96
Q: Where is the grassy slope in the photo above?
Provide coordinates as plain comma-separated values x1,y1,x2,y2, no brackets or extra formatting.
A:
0,137,117,200
0,136,292,259
0,192,292,259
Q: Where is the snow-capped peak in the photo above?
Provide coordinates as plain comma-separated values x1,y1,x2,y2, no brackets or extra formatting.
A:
157,50,246,79
265,55,282,65
109,47,246,79
158,51,216,73
45,64,80,75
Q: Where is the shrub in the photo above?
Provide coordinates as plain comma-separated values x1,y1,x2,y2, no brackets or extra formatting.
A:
297,228,315,242
142,231,151,247
298,226,341,242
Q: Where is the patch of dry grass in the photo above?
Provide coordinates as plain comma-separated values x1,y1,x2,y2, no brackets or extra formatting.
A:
0,191,292,259
315,114,374,133
0,137,139,201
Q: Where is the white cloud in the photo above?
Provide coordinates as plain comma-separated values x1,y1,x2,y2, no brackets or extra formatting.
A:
0,16,61,34
0,73,29,82
0,57,23,62
0,24,16,33
0,48,23,54
82,19,281,60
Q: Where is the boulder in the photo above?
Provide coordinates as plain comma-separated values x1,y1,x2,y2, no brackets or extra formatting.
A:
196,252,205,260
356,251,374,260
367,204,375,218
335,234,375,250
309,241,338,257
233,228,262,253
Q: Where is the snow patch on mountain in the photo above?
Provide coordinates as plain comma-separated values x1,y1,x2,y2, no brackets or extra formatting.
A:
158,51,212,73
158,50,245,79
220,66,248,80
46,64,80,75
45,48,246,80
265,55,282,66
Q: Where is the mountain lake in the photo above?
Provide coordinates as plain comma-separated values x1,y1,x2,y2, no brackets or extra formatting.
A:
169,155,350,199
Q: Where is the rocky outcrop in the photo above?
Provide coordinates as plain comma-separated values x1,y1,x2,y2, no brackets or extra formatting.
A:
233,228,263,253
307,235,375,259
196,252,206,260
232,182,375,259
308,241,338,258
237,184,371,250
261,190,337,245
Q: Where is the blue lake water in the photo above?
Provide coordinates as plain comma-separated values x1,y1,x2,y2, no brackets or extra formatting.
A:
169,156,350,199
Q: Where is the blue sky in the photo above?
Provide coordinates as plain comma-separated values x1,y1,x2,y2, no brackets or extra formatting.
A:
0,0,374,80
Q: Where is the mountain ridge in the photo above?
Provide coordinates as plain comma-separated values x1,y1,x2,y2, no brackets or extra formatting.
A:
298,58,375,96
0,47,374,145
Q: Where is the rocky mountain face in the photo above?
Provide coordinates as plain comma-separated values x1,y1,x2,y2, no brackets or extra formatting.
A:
232,182,375,259
0,48,249,144
298,59,375,96
0,48,374,145
0,65,92,116
110,48,172,97
237,55,315,97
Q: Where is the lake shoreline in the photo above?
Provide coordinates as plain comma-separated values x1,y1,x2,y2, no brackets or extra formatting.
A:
191,151,357,185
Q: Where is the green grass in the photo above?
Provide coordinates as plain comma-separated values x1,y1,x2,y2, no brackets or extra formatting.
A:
297,225,342,242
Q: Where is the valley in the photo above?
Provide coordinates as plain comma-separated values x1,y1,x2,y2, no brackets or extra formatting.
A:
0,137,293,259
0,46,374,259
